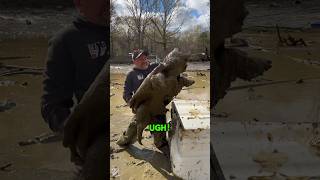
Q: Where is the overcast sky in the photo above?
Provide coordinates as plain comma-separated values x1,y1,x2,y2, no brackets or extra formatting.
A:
114,0,210,32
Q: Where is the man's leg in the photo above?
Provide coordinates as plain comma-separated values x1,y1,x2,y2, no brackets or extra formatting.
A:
116,116,137,146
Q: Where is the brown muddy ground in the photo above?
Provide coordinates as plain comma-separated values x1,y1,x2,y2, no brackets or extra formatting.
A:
0,38,76,180
110,67,210,180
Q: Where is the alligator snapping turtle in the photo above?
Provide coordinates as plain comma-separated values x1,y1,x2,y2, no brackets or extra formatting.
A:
129,48,195,145
63,62,108,180
212,0,272,107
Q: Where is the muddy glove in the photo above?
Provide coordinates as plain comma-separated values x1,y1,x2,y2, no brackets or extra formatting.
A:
63,63,108,165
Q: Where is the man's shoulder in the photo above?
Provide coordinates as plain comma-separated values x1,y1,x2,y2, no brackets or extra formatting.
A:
49,24,79,44
126,69,136,78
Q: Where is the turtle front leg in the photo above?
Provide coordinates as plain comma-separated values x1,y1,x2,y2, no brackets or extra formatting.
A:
135,105,152,145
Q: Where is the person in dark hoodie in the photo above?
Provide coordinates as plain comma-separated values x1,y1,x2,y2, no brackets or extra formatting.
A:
41,0,108,133
116,49,169,149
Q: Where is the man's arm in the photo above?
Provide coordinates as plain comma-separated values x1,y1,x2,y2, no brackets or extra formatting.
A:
123,73,133,103
41,34,75,132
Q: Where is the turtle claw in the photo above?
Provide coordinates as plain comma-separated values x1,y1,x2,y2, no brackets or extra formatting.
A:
137,127,143,145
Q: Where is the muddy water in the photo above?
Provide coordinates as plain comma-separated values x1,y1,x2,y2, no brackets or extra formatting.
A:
0,39,75,180
110,69,209,180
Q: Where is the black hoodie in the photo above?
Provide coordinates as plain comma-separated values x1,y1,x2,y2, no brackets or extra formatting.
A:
41,15,108,132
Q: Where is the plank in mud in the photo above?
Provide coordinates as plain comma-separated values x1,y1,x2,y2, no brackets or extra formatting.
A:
18,132,63,146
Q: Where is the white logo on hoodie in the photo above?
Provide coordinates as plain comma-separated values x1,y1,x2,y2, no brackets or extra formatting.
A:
88,41,106,59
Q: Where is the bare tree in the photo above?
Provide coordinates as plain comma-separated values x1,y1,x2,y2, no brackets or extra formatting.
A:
122,0,157,49
148,0,185,56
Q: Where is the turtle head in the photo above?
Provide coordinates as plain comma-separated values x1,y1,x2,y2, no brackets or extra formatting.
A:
163,48,189,77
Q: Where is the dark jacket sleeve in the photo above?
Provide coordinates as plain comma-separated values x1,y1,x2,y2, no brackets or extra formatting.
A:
149,62,159,71
123,72,134,103
41,33,75,132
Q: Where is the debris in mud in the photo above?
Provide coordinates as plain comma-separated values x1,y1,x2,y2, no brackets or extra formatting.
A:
277,25,307,47
296,79,304,84
143,168,155,178
110,145,124,154
0,64,43,77
111,82,123,86
212,112,229,118
309,135,320,155
247,88,263,100
18,132,63,146
110,93,115,97
110,154,118,160
127,161,136,166
196,72,206,76
136,160,146,166
110,134,119,142
0,64,43,71
0,162,12,171
0,80,16,86
21,82,28,86
25,19,32,25
115,104,128,108
0,56,31,61
0,99,16,112
0,69,43,77
111,167,120,178
253,151,288,173
267,132,273,142
252,77,272,83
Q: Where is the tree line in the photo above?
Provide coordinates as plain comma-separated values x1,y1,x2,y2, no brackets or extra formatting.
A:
111,0,210,60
